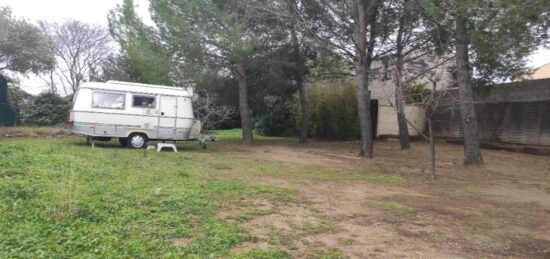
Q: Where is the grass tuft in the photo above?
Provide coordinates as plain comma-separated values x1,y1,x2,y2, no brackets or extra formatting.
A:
367,168,403,183
306,248,345,259
382,201,416,214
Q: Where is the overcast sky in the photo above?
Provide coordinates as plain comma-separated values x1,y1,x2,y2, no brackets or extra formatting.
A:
1,0,150,26
1,0,549,94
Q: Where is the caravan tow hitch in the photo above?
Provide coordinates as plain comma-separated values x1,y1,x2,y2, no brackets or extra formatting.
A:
198,135,216,149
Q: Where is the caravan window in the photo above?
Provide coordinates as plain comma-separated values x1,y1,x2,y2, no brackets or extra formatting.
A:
92,92,125,109
132,95,156,108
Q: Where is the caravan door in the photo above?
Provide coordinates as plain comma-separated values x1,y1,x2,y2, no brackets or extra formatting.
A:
158,96,177,139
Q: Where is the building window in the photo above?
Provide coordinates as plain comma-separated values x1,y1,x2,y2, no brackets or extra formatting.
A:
132,95,156,108
92,92,125,109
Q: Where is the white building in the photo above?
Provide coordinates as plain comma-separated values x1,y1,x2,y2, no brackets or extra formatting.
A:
369,53,454,137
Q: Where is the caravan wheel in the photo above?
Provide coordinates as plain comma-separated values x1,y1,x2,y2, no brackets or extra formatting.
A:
127,133,147,149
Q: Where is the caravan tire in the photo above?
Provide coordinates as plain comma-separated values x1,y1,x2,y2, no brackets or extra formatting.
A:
127,133,148,149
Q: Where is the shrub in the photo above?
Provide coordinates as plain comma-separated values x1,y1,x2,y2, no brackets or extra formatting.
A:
293,78,360,140
404,83,431,104
255,95,294,136
7,83,33,125
20,92,71,125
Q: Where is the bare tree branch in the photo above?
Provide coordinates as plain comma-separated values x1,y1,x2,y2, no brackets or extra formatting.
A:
40,20,113,95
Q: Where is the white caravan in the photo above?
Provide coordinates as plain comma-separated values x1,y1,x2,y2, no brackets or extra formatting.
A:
69,81,201,148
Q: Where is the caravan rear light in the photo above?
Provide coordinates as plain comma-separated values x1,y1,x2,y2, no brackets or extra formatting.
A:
66,119,74,126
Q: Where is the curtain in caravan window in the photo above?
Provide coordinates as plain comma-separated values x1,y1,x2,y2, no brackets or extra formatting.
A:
92,92,125,109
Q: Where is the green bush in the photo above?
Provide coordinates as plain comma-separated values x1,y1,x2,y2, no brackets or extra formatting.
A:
255,95,294,136
7,84,33,125
404,83,431,104
20,92,71,125
293,78,360,140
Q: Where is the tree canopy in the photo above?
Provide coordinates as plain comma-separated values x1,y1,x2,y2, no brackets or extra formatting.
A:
0,7,55,75
104,0,550,161
422,0,550,83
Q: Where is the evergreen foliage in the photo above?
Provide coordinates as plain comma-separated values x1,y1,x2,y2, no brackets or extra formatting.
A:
19,92,70,126
6,80,32,125
0,7,55,74
255,95,294,136
108,0,173,85
421,0,550,83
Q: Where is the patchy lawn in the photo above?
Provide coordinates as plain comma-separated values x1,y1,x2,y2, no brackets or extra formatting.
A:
1,128,550,258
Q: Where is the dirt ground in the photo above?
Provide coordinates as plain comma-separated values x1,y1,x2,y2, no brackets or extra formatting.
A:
212,139,550,258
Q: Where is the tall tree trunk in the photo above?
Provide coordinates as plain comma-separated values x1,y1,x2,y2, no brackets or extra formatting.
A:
291,27,309,143
395,70,410,149
297,77,308,143
428,81,438,178
394,3,411,149
455,14,483,164
355,0,373,158
428,118,436,178
48,69,57,94
236,60,254,144
395,72,410,148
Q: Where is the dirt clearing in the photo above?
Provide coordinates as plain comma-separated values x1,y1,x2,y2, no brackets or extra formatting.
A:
213,139,550,258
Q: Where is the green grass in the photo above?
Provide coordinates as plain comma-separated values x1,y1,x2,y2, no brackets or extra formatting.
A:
0,133,298,258
380,201,416,214
306,249,345,259
367,169,403,183
0,128,413,257
319,249,345,259
210,128,291,143
231,248,291,259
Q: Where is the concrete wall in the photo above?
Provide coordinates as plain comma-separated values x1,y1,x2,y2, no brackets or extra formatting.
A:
377,105,426,137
